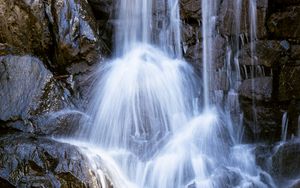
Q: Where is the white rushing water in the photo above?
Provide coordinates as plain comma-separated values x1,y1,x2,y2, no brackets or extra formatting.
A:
58,0,276,187
281,112,289,142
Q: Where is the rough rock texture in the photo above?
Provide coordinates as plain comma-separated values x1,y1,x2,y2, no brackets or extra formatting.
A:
0,133,108,188
0,55,52,121
51,0,107,70
268,6,300,39
271,141,300,181
239,77,273,101
0,55,75,135
0,0,109,72
0,0,52,57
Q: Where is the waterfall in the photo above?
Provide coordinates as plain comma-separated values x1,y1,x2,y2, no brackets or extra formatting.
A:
115,0,181,57
201,0,217,109
56,0,277,187
298,116,300,137
281,112,289,142
249,0,259,139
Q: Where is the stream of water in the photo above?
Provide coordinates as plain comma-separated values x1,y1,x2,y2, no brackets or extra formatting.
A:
58,0,276,187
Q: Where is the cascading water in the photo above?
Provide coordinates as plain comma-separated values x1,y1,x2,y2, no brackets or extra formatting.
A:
59,0,276,187
249,0,259,139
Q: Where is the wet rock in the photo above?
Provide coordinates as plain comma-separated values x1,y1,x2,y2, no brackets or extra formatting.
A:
180,0,201,20
0,55,52,121
51,0,108,70
271,140,300,180
278,63,300,101
238,40,286,67
0,55,76,135
87,0,114,20
0,133,107,187
240,99,281,142
239,77,273,101
86,0,114,53
254,144,273,172
0,0,52,57
268,6,300,39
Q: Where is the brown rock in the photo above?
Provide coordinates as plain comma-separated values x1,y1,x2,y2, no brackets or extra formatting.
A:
0,0,52,56
279,63,300,101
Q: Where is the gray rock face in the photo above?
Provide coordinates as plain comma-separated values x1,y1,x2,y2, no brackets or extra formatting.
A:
0,55,52,121
239,77,273,101
0,133,109,188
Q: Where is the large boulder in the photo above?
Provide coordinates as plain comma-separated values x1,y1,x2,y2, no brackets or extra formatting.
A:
0,55,75,135
0,133,110,188
0,55,52,121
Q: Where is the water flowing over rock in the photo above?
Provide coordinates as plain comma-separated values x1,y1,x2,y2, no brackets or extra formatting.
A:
68,0,276,187
0,133,110,187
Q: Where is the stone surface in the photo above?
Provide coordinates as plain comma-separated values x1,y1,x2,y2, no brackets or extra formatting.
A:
238,40,286,67
271,140,300,180
180,0,201,20
239,77,273,101
240,99,281,142
0,133,109,188
278,63,300,101
0,0,52,57
0,55,75,135
218,0,268,39
268,6,300,39
51,0,106,69
0,55,52,121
